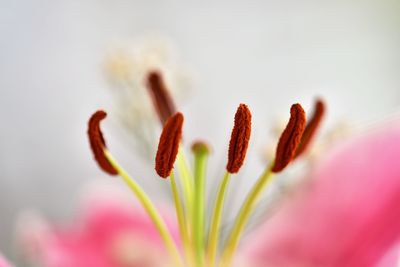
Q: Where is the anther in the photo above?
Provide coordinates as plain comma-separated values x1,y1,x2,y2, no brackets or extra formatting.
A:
155,112,184,178
147,71,177,125
87,110,118,175
295,98,326,158
226,104,252,174
272,104,306,173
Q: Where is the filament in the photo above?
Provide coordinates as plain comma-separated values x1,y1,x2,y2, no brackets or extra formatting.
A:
220,165,275,267
104,150,184,267
207,171,231,267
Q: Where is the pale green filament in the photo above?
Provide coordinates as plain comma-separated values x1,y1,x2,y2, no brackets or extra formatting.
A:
170,172,192,266
192,149,208,267
104,150,184,267
206,171,231,267
219,166,275,267
177,147,194,223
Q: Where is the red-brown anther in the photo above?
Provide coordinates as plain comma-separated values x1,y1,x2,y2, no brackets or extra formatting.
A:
226,104,252,173
155,112,184,178
272,104,306,173
87,110,118,175
295,98,326,158
147,71,177,125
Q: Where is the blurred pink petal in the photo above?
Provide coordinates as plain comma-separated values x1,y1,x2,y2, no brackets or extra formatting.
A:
246,123,400,267
375,243,400,267
0,255,11,267
21,193,180,267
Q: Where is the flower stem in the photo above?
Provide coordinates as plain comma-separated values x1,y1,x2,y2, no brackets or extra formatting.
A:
192,149,208,267
104,150,184,267
220,165,275,267
206,171,231,267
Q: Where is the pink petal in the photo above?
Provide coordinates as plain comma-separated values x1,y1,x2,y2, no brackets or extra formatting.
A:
246,122,400,267
375,243,400,267
0,254,12,267
21,193,180,267
81,199,180,249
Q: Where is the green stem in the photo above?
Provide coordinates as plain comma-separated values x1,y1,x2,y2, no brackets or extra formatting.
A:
206,172,231,267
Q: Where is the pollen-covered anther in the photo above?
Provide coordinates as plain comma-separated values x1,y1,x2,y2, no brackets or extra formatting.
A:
155,112,184,178
226,104,252,174
147,70,177,125
295,98,326,158
87,110,118,175
272,104,306,173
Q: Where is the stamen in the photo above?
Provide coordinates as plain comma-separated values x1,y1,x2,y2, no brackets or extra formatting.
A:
155,112,184,178
176,147,195,229
219,167,274,267
87,110,118,175
146,70,194,226
207,171,231,267
147,71,177,125
295,98,326,158
88,111,183,266
104,151,184,267
169,171,192,266
220,103,305,267
207,104,251,267
272,104,306,173
226,104,252,173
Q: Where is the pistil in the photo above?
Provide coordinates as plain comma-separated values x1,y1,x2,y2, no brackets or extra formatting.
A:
192,142,211,267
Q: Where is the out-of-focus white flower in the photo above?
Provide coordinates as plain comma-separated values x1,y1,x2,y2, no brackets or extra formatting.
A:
103,36,193,160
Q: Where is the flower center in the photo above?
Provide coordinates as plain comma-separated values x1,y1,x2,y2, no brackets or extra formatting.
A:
86,70,325,267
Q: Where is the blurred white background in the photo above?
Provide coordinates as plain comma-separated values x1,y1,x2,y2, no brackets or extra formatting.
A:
0,0,399,261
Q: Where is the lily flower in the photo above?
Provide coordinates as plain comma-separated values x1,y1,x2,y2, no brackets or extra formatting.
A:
82,68,326,267
20,68,400,267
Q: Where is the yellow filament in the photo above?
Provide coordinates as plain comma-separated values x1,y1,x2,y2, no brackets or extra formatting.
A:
219,166,275,267
206,172,231,267
176,147,194,222
104,150,184,267
170,172,193,266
